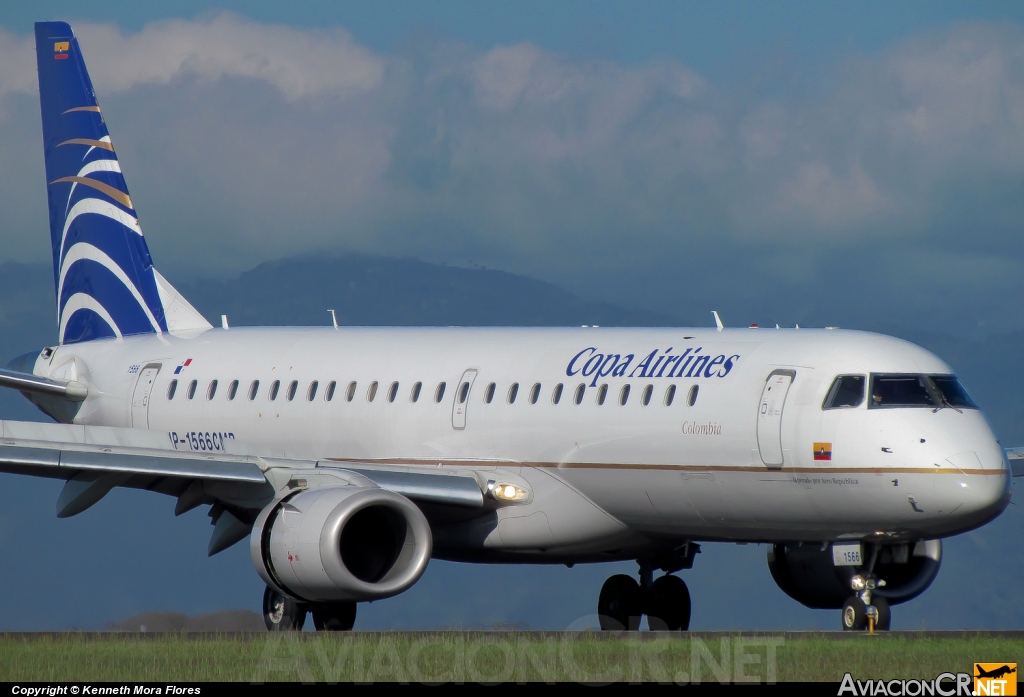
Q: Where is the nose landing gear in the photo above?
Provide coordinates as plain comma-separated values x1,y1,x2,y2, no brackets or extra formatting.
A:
841,573,891,632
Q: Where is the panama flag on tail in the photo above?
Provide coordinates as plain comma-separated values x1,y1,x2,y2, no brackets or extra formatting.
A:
35,22,210,345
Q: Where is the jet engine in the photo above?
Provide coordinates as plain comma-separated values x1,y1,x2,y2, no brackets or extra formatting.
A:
767,541,941,609
251,486,432,603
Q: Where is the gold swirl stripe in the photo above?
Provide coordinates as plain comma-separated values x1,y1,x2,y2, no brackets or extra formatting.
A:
56,138,114,151
49,176,133,210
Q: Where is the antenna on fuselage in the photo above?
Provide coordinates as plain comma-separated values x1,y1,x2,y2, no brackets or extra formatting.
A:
329,309,338,330
712,311,724,332
221,315,229,329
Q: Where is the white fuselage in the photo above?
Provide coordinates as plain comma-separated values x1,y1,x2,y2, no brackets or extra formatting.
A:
32,326,1011,561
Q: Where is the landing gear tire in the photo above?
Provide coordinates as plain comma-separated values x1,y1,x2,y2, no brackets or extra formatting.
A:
868,596,891,631
312,602,357,631
598,574,642,630
841,596,867,631
647,575,691,631
263,586,307,632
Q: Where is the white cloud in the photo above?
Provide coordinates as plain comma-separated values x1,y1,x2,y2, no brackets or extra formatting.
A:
0,13,384,101
2,14,1024,328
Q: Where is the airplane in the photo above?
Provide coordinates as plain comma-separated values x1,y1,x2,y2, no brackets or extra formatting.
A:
0,20,1015,633
975,665,1017,680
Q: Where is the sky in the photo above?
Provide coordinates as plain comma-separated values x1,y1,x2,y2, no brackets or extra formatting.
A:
2,3,1024,333
3,2,1024,631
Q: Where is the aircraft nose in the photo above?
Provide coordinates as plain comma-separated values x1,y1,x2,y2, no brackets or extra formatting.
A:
944,444,1011,530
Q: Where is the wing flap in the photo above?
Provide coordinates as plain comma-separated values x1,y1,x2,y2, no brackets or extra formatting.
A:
61,449,266,483
0,419,266,483
318,463,484,508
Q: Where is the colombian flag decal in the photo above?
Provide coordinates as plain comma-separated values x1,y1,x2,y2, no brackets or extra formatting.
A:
813,442,832,461
54,41,69,60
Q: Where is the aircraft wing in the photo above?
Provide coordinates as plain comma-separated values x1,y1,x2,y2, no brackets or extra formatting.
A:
0,419,484,513
0,418,487,555
1003,447,1024,477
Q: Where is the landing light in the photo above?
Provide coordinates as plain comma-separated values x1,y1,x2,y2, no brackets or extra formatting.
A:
851,575,866,591
487,481,528,502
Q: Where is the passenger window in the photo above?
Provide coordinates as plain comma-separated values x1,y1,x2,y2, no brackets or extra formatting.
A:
187,380,197,400
529,383,541,404
389,381,400,403
367,381,379,402
641,384,653,406
507,383,519,404
619,384,630,405
286,380,298,401
347,381,357,402
411,382,422,403
435,382,446,403
227,380,239,400
325,381,337,401
551,383,563,404
269,380,280,401
307,380,319,401
687,385,698,406
869,374,934,408
574,384,585,405
823,375,865,409
458,381,470,404
664,385,676,406
485,383,496,403
248,380,260,401
596,384,608,405
167,379,177,400
207,380,218,400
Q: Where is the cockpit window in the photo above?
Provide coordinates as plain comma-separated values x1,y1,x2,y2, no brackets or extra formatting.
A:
823,375,865,409
867,373,978,409
870,374,934,408
929,375,978,409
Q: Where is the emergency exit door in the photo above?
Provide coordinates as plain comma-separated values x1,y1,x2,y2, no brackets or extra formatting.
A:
757,369,795,467
131,364,161,428
452,369,478,430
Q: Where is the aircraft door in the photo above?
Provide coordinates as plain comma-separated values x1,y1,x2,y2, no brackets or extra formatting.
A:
131,364,161,428
757,369,795,467
452,369,478,430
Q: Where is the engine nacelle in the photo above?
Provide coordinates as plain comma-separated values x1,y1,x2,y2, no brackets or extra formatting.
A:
767,540,941,609
251,486,432,603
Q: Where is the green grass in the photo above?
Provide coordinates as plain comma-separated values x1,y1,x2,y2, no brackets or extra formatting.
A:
0,633,1020,683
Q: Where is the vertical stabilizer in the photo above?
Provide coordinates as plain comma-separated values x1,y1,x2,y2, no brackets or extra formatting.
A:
35,21,210,343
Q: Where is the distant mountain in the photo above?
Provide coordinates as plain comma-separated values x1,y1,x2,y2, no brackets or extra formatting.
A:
107,610,263,632
180,254,681,328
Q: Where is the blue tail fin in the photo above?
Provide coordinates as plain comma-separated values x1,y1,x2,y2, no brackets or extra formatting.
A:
35,22,210,344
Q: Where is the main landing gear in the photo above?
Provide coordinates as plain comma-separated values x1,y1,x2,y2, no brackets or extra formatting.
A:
263,586,358,632
598,546,699,631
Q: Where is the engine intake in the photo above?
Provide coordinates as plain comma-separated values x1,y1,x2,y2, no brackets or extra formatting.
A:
251,486,432,602
768,540,941,609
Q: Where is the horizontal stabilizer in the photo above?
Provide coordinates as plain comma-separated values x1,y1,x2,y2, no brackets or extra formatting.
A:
1005,447,1024,477
0,366,87,401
